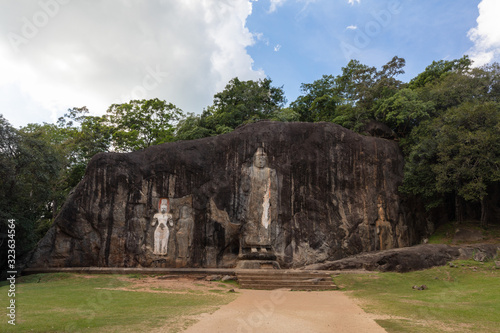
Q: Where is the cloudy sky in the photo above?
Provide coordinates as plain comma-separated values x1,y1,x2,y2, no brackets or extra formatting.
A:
1,0,499,128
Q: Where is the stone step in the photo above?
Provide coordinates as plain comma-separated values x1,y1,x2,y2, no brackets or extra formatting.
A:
237,274,332,281
238,278,334,284
238,284,338,291
236,270,331,275
238,275,332,280
236,271,337,290
240,281,335,288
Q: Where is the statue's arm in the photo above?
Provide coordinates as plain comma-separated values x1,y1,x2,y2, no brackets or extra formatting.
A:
188,220,193,245
241,167,251,192
270,170,279,218
151,214,158,226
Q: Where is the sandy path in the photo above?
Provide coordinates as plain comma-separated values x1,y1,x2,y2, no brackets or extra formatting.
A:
182,289,387,333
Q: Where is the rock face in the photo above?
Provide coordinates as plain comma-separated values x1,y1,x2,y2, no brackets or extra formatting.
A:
28,121,428,269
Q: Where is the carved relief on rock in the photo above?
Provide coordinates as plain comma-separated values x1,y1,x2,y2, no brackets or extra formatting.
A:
150,195,194,265
151,198,173,255
175,205,194,264
375,196,394,251
239,147,278,258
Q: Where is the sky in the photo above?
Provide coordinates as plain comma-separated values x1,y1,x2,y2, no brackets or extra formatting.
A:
1,0,499,128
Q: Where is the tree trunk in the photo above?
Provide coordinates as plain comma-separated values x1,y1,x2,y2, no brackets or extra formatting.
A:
455,194,464,224
480,197,488,228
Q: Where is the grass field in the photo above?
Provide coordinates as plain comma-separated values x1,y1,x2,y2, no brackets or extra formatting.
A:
0,273,237,333
335,259,500,333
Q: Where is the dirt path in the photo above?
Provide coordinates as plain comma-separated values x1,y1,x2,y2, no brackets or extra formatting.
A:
181,289,387,333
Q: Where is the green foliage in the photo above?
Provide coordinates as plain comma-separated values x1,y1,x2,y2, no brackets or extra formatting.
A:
398,61,500,226
175,113,213,141
290,56,406,130
175,77,286,139
106,98,183,151
376,88,435,137
432,102,500,202
203,77,286,133
0,116,66,267
408,55,472,89
270,107,300,122
56,106,112,188
290,74,340,122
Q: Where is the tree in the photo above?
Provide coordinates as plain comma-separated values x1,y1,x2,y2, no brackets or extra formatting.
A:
0,116,65,271
423,65,500,112
174,113,213,141
290,75,340,122
290,56,406,131
432,102,500,226
376,88,435,138
105,98,183,151
55,107,112,189
408,56,472,89
270,107,300,122
202,77,286,133
402,102,500,226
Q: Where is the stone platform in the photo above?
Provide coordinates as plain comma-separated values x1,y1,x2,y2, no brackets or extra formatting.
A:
22,267,237,276
236,260,281,269
22,267,370,290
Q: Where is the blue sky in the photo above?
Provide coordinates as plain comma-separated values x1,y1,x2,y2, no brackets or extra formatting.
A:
0,0,498,128
246,0,481,102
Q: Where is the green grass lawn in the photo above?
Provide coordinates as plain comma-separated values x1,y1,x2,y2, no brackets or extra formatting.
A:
0,273,237,333
335,260,500,333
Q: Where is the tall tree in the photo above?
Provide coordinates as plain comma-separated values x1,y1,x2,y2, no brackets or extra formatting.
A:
375,88,435,138
408,56,472,89
290,56,406,131
290,75,339,122
106,98,183,152
0,116,65,270
432,102,500,226
203,77,286,133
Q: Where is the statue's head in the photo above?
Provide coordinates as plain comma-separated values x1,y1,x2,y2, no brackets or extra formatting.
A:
253,147,268,168
159,198,169,214
180,206,190,218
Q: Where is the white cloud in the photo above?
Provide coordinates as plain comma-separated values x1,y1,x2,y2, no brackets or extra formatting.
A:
348,0,360,5
269,0,287,13
346,25,358,30
0,0,264,127
274,44,282,52
467,0,500,67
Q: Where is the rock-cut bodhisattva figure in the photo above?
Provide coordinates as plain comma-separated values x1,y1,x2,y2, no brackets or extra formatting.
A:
240,147,278,253
152,199,173,255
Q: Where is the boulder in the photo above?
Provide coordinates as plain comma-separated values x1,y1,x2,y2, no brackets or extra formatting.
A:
304,243,500,272
28,121,428,269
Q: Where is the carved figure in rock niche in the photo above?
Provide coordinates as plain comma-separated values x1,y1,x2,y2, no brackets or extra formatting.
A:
152,198,173,255
240,147,278,254
176,205,194,260
375,196,394,251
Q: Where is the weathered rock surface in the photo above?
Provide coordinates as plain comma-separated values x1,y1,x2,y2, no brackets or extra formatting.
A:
304,243,500,272
28,121,429,269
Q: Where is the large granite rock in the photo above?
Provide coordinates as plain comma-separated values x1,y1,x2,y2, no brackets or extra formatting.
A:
304,243,500,272
28,121,428,269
